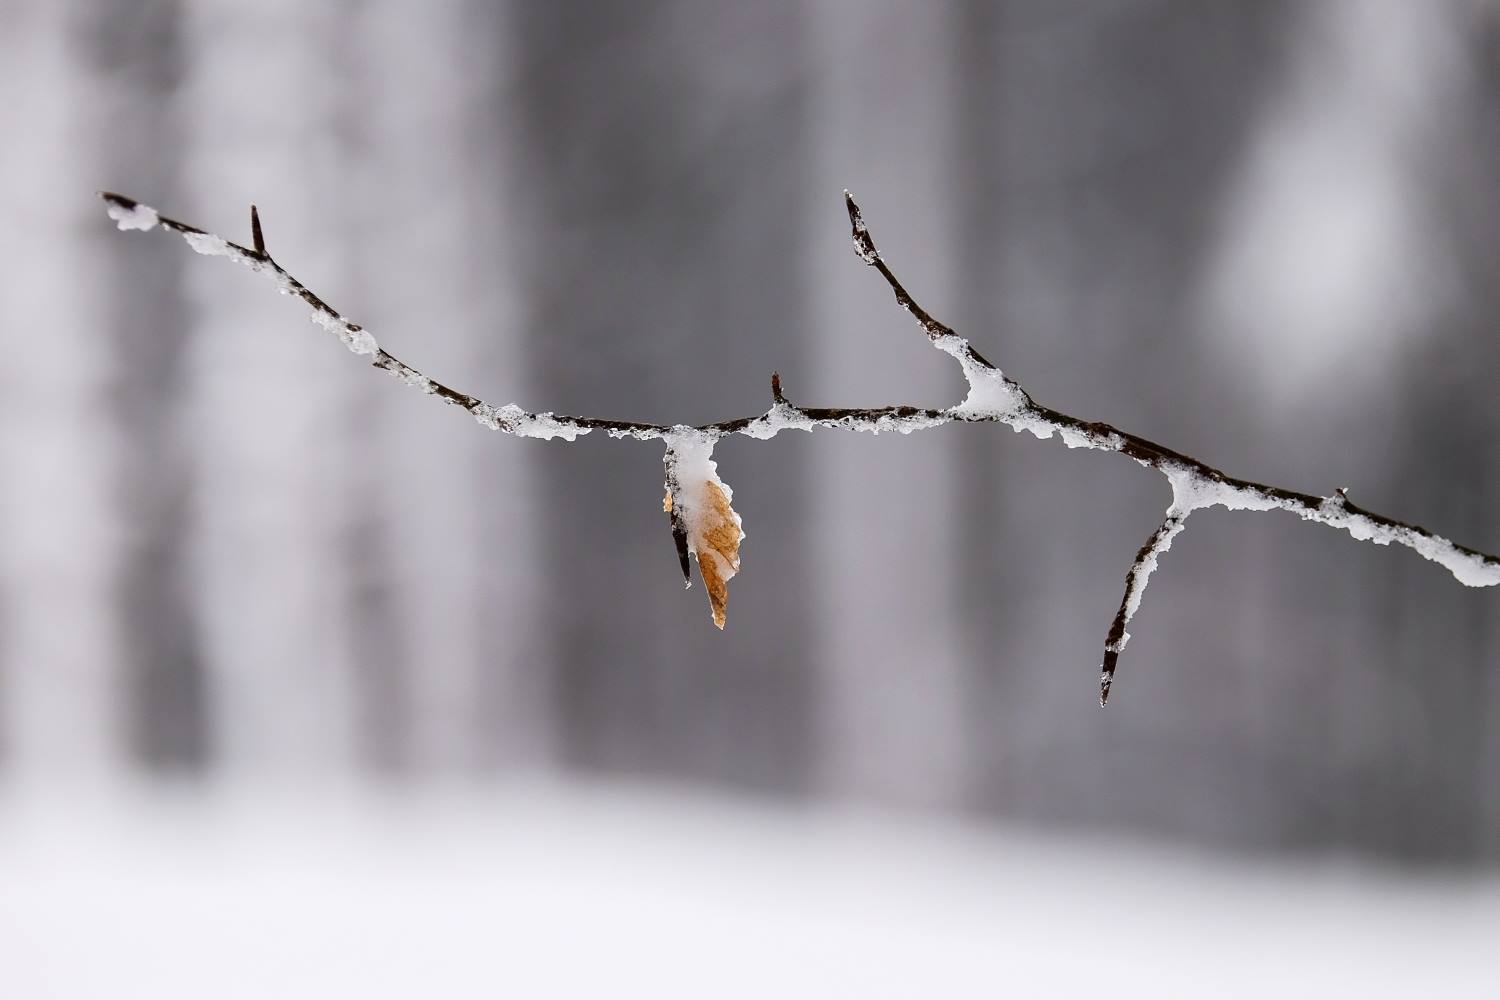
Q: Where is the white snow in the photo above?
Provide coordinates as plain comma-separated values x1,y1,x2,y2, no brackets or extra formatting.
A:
1,784,1496,1000
1306,503,1500,588
106,200,158,231
740,404,952,441
1109,513,1190,664
867,411,950,435
740,402,814,440
941,339,1124,452
1160,465,1500,588
394,365,435,393
182,231,230,257
946,343,1026,420
664,429,743,586
1164,466,1280,516
498,403,588,441
310,310,379,356
471,402,589,441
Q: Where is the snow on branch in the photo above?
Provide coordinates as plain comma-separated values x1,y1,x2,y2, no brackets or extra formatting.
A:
100,190,1500,706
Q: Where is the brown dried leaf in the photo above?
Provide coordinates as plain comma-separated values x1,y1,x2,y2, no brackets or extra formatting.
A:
695,479,741,629
663,441,744,628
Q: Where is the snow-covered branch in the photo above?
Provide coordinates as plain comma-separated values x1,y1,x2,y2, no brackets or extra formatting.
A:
100,190,1500,706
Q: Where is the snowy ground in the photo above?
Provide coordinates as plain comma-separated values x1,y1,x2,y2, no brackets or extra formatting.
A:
1,780,1495,999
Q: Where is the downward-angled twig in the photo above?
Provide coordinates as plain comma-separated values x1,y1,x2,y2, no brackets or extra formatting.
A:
1100,512,1189,706
100,190,1500,705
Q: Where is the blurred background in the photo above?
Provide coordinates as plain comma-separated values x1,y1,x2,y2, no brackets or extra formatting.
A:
2,0,1499,995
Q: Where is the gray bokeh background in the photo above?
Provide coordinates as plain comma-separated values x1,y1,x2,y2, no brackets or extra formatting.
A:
2,1,1499,994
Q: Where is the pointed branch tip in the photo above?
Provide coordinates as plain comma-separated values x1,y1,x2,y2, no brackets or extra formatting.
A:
844,191,879,265
250,204,266,257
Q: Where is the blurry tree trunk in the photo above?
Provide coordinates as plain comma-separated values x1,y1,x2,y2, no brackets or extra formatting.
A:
1200,0,1490,861
954,2,1290,836
950,0,1027,815
511,2,817,793
0,1,133,783
348,0,544,774
805,0,968,808
180,1,363,779
78,0,210,775
1376,0,1500,861
1442,0,1500,863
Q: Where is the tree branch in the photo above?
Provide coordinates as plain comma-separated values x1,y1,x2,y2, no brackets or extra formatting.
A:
1100,511,1190,707
100,190,1500,705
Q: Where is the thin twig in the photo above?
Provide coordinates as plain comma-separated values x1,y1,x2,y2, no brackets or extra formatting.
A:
99,190,1500,705
1100,512,1190,706
249,204,266,257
